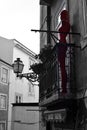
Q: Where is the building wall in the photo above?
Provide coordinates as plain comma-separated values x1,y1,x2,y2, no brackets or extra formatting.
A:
0,36,14,64
13,40,39,102
8,39,39,130
39,0,87,130
0,60,11,130
69,0,87,92
0,36,39,130
0,36,13,130
11,104,39,130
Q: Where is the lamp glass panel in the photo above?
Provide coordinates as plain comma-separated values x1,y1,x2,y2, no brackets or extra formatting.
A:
13,64,19,73
18,64,24,73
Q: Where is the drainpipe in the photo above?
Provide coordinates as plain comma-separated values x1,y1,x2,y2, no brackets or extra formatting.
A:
47,6,51,45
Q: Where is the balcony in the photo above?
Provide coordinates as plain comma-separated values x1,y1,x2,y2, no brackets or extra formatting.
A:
39,44,76,106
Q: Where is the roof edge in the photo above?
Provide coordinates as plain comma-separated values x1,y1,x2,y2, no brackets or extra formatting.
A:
12,102,39,106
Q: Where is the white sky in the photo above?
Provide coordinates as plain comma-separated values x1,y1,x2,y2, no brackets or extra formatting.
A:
0,0,40,54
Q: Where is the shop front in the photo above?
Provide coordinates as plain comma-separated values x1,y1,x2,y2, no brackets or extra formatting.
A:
44,108,76,130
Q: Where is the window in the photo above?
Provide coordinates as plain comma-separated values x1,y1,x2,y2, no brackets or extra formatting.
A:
0,121,6,130
15,95,22,103
1,67,8,84
79,0,87,48
82,0,87,36
55,1,67,42
15,93,23,103
55,1,66,30
28,83,35,96
56,6,66,30
0,94,7,110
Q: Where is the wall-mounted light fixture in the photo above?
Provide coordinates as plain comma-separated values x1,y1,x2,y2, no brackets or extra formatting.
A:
12,58,38,82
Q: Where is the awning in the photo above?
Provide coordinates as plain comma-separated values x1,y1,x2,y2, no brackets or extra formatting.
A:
44,109,67,122
40,0,51,5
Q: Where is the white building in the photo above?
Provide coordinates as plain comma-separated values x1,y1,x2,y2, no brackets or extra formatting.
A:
0,36,39,130
11,103,39,130
8,39,39,130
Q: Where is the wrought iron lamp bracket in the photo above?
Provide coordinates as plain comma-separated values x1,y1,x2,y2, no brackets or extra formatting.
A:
12,58,39,84
16,72,38,82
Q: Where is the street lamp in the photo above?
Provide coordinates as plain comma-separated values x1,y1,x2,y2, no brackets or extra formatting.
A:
12,58,24,75
12,58,38,82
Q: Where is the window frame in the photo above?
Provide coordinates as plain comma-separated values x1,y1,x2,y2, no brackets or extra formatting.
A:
54,1,67,43
0,93,7,110
15,93,23,103
0,66,9,85
82,0,87,37
0,121,6,130
28,82,35,96
80,0,87,48
55,1,67,30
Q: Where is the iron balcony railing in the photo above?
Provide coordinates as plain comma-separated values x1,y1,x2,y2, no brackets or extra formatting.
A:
39,43,76,102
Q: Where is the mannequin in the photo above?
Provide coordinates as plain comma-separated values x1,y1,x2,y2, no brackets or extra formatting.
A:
58,10,70,94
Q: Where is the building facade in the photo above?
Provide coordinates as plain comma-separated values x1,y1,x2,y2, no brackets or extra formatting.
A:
0,36,14,130
11,103,39,130
8,39,39,130
37,0,87,130
0,36,39,130
0,59,11,130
